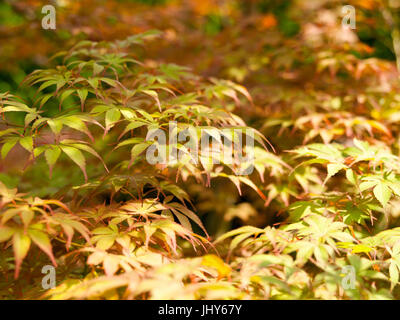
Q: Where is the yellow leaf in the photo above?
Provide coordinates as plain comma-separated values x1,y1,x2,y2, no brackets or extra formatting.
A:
201,254,231,279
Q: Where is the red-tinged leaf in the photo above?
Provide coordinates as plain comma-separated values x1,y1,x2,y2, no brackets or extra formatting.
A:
172,211,192,232
41,200,72,214
168,203,208,237
13,231,31,278
61,224,74,250
20,208,34,228
28,228,57,266
161,226,177,255
87,251,105,265
142,89,161,111
103,255,119,276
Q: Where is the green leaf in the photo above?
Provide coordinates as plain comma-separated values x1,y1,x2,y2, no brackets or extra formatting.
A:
93,63,104,76
346,169,357,185
60,146,87,180
88,78,99,90
47,119,63,134
359,180,378,192
119,121,147,139
60,116,94,141
45,146,62,177
25,113,37,127
59,89,75,106
324,163,344,184
19,136,33,153
105,108,121,130
373,183,392,207
1,139,18,159
38,80,57,92
130,143,150,162
77,89,88,110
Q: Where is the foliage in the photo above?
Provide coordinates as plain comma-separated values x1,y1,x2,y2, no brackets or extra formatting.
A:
2,0,400,300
